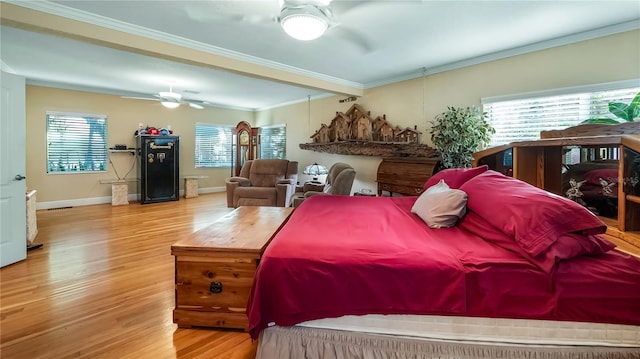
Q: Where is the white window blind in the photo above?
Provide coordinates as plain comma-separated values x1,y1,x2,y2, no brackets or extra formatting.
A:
46,112,107,173
483,86,639,147
260,124,286,159
195,123,233,168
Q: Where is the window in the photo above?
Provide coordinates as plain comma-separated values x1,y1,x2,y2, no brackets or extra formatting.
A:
46,112,107,173
259,124,286,159
482,83,639,147
195,123,233,168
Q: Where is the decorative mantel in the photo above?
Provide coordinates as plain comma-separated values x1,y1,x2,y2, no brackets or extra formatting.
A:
299,141,436,157
300,103,436,157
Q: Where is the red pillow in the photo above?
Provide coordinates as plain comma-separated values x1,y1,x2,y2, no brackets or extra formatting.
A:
531,233,615,273
423,165,488,190
460,170,607,256
459,211,615,274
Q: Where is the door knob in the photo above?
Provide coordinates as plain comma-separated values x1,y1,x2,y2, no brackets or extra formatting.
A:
14,174,26,181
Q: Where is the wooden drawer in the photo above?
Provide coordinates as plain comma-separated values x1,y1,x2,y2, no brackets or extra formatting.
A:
376,157,439,196
175,258,256,310
378,182,424,196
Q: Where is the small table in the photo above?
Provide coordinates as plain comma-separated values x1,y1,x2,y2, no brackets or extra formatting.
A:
99,179,137,206
171,206,294,330
183,176,208,198
302,180,325,192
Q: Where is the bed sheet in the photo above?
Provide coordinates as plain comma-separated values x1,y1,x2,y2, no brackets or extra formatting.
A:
247,195,640,339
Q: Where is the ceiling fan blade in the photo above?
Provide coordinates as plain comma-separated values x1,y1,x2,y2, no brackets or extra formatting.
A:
185,3,278,25
121,96,160,101
330,0,370,16
329,25,372,53
185,7,245,23
186,101,204,110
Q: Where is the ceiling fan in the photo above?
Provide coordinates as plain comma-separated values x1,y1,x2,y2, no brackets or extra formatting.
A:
185,0,372,51
122,85,206,109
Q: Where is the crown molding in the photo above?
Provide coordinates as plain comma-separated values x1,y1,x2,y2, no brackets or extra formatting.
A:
364,19,640,90
5,0,363,91
256,92,335,111
7,1,638,110
0,60,17,74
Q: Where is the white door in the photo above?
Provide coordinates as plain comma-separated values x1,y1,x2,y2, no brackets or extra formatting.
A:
0,71,27,268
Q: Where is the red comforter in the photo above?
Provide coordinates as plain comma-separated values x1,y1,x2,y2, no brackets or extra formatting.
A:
247,195,640,339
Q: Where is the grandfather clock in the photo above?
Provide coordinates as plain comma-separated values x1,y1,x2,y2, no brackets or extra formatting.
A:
231,121,259,176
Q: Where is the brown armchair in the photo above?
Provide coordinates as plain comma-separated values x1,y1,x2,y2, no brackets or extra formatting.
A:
226,159,298,208
293,162,356,207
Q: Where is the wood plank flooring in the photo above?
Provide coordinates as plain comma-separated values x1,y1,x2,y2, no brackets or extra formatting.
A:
1,192,639,359
0,192,256,359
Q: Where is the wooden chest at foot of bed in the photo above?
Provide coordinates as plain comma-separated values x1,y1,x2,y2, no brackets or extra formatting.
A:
171,206,293,330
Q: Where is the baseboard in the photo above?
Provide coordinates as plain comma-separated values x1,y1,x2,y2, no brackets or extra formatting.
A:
35,186,227,210
37,196,113,210
199,186,226,194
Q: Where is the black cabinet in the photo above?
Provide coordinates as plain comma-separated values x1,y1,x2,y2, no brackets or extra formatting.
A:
137,135,179,204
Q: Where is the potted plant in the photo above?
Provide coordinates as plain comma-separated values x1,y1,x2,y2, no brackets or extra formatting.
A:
581,92,640,124
430,106,495,168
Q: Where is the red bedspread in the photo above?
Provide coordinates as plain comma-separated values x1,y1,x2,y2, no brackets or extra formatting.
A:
247,195,640,339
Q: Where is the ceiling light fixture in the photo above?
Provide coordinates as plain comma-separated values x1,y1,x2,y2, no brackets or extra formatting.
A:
159,90,181,109
280,5,328,41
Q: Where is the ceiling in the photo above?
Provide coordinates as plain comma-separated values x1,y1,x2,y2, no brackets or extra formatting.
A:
1,0,639,111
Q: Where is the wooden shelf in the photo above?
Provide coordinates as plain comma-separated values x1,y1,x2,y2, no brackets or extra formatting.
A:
474,123,640,246
108,149,136,155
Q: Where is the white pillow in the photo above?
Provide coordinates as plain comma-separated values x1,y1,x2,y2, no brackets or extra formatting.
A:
411,179,468,228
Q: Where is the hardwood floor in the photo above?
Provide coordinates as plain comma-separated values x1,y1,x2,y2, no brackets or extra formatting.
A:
2,192,639,359
0,192,256,359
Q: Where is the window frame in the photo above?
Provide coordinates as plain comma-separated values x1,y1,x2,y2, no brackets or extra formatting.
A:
46,111,108,174
259,124,287,160
194,123,234,168
482,79,640,147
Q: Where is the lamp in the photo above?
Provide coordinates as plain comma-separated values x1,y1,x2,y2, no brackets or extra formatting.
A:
280,5,328,41
303,162,328,181
159,91,181,109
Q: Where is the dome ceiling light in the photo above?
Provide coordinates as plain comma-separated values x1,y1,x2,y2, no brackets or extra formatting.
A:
279,0,332,41
159,90,182,109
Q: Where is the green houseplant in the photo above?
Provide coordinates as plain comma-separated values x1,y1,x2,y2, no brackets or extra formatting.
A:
581,92,640,124
430,106,495,168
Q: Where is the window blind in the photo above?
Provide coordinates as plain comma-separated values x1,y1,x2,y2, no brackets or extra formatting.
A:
483,86,639,147
195,123,233,168
46,112,107,173
260,124,286,159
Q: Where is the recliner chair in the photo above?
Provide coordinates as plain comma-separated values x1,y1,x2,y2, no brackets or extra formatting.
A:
293,162,356,207
226,159,298,208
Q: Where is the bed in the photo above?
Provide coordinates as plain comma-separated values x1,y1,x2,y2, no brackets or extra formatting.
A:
246,167,640,358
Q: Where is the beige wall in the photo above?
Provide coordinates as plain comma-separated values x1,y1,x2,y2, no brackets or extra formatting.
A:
259,30,640,193
26,86,253,204
26,29,640,205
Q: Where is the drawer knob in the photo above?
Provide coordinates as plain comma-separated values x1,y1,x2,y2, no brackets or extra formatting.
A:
209,281,223,294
